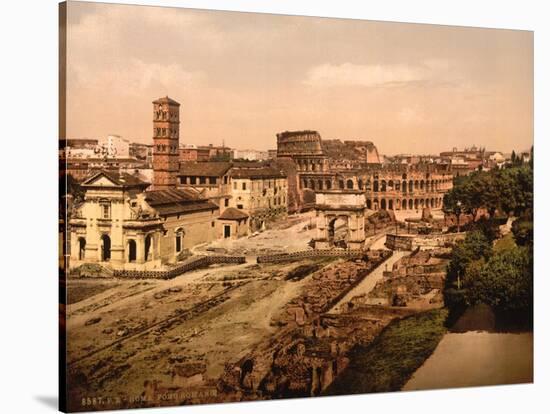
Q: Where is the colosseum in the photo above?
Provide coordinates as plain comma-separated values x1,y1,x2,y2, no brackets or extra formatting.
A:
276,130,453,212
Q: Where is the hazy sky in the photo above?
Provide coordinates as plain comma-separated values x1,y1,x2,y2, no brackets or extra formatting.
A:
66,1,533,154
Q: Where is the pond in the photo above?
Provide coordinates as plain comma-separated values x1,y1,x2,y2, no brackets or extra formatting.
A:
402,305,533,391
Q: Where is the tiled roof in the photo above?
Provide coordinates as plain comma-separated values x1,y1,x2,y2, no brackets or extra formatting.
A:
144,188,217,216
152,96,180,106
81,170,149,188
218,207,249,220
179,161,232,177
229,167,286,179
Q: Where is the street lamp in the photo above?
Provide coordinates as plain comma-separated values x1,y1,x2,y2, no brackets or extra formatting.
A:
455,201,462,233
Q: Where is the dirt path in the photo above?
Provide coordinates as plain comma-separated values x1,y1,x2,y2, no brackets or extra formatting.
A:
403,331,533,390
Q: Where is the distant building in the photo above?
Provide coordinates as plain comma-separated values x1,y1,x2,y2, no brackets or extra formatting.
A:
98,134,130,158
232,149,269,161
177,161,288,233
229,166,287,232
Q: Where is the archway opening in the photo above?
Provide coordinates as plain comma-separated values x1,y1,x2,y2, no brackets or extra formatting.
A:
381,199,387,210
128,239,137,262
101,234,111,262
408,199,414,210
325,180,332,190
346,179,354,190
78,237,86,260
328,217,349,248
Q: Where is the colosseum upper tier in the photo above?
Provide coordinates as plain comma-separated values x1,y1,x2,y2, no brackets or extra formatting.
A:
276,130,453,211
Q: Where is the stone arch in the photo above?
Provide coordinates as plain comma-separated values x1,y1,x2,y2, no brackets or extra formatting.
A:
402,199,407,210
366,199,372,209
327,215,350,248
325,179,332,190
414,198,419,209
408,199,413,209
388,180,394,191
346,179,354,190
373,180,379,192
388,199,394,210
395,180,401,192
358,179,364,190
402,180,407,193
381,198,387,210
309,179,315,190
420,180,424,190
414,180,419,190
317,179,323,190
100,234,111,262
408,180,414,193
420,199,425,208
430,198,435,208
381,180,387,192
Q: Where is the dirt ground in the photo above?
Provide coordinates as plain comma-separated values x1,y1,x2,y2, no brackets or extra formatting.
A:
192,211,317,257
65,257,337,411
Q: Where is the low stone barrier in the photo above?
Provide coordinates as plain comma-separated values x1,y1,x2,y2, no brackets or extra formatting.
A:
256,249,385,264
113,255,246,279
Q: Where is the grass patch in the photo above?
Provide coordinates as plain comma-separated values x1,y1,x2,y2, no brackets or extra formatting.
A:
493,232,516,252
67,283,119,304
324,308,448,395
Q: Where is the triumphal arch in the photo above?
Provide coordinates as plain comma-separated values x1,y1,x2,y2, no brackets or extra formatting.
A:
313,190,366,250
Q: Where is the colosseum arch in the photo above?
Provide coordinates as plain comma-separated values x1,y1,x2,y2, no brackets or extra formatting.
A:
325,179,332,190
346,179,354,190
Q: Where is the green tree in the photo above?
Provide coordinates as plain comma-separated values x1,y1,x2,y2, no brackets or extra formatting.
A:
465,246,532,312
447,230,492,287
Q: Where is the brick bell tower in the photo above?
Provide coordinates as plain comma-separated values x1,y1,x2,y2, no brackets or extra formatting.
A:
152,96,180,190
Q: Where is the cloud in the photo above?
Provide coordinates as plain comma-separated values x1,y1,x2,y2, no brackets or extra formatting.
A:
69,58,205,97
303,60,452,88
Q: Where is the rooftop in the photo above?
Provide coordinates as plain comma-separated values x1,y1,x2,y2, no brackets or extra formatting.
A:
219,207,249,220
152,96,180,106
144,188,217,216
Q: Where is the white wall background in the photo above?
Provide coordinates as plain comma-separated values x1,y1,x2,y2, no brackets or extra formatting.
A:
0,0,548,413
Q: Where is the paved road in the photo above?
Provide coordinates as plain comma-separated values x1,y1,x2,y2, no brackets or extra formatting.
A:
327,249,406,314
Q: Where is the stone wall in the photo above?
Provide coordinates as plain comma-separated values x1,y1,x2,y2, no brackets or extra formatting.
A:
113,254,245,279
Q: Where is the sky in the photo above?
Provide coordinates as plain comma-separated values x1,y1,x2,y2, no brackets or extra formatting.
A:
65,1,533,155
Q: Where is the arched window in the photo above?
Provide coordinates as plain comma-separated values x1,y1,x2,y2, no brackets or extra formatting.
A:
346,179,354,189
373,180,379,192
325,180,332,190
409,181,414,193
381,180,387,192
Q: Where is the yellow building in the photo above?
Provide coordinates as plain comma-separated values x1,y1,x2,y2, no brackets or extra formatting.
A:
69,170,218,271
